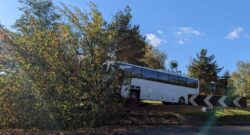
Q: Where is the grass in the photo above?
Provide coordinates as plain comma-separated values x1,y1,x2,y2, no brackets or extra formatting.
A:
213,108,250,125
215,108,250,117
178,108,250,125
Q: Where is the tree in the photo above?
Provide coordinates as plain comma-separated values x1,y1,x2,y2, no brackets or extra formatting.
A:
188,49,223,94
1,0,63,128
1,0,169,129
0,25,19,74
109,6,146,66
170,60,178,71
142,45,167,69
60,3,124,127
15,0,60,33
230,61,250,97
0,25,8,72
217,71,231,95
1,0,123,129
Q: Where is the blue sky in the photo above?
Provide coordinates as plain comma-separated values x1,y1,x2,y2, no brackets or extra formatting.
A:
1,0,250,75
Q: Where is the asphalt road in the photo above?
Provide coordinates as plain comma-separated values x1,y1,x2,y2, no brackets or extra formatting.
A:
124,126,250,135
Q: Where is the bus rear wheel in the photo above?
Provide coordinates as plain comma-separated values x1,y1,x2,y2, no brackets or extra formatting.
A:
179,97,185,105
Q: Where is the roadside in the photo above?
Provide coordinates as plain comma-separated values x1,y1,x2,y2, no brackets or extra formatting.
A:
117,103,250,126
1,103,250,134
1,125,250,135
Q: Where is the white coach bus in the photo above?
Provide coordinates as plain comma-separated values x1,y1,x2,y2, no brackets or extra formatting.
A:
103,61,199,105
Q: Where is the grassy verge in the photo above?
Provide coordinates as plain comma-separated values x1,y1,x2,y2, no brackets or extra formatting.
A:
183,108,250,125
215,108,250,117
140,100,250,125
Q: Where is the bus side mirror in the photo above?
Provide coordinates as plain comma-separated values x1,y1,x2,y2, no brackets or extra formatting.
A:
102,61,112,73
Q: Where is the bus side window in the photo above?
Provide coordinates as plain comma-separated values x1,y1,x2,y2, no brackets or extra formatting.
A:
142,69,158,81
158,73,169,83
193,80,198,88
187,79,198,88
131,67,142,78
179,77,187,87
169,75,179,85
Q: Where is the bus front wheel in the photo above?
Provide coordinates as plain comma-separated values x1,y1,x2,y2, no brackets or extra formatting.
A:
179,97,185,105
130,91,139,105
162,102,170,105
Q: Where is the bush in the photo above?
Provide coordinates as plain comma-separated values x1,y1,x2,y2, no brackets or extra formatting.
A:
0,1,124,129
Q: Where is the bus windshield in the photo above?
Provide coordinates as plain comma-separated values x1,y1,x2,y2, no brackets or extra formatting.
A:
122,70,131,85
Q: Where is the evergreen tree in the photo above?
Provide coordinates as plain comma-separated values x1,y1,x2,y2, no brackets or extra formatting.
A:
109,6,146,66
142,45,166,69
218,71,230,95
188,49,223,94
170,60,178,71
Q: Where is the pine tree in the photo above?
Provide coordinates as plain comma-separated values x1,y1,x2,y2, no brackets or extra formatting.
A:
170,60,178,71
142,45,166,69
188,49,223,94
109,6,146,66
218,71,230,95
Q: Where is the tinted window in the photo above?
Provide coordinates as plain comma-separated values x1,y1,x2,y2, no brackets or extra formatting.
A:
179,77,187,86
121,65,141,78
169,75,179,85
187,79,198,88
158,73,169,83
142,69,158,81
131,67,141,78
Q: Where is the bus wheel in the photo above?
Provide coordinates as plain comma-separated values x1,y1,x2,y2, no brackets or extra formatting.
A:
130,91,139,105
122,98,130,107
162,102,169,105
179,97,185,105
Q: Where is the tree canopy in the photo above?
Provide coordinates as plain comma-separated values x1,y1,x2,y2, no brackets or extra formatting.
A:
142,45,167,69
188,49,223,94
230,61,250,97
109,6,146,66
0,0,167,129
170,60,178,71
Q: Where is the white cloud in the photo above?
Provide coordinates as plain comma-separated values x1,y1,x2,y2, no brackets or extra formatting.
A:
177,39,185,45
157,30,163,34
176,27,201,36
175,27,202,45
145,33,166,47
225,27,244,40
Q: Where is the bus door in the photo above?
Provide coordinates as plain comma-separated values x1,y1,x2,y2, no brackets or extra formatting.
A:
120,70,132,98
